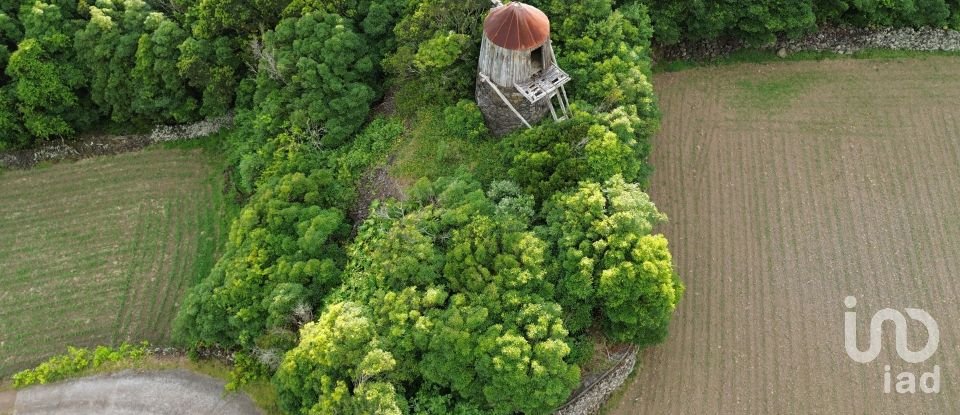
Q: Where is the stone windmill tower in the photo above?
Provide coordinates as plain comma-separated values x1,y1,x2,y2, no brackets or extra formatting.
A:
476,1,571,136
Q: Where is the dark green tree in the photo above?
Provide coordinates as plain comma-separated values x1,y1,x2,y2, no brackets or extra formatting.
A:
74,0,153,122
247,11,377,147
5,1,87,142
177,34,243,116
131,12,199,122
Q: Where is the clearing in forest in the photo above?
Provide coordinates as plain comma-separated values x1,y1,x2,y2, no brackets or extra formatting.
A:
610,56,960,414
0,149,226,377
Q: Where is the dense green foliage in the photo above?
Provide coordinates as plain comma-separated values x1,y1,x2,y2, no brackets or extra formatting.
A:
11,342,149,388
248,10,377,147
500,107,652,204
3,0,703,411
275,176,580,415
639,0,960,46
0,0,214,149
544,175,683,343
4,1,85,143
174,135,353,351
382,0,489,115
251,1,680,412
74,0,199,123
273,302,407,414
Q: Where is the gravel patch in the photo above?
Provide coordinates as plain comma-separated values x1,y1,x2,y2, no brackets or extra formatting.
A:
13,370,261,415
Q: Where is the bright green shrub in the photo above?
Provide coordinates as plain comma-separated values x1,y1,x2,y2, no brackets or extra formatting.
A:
226,351,271,391
273,302,405,415
501,109,648,204
6,37,78,139
5,1,87,143
597,233,683,345
543,175,683,343
12,347,90,387
413,31,471,71
327,117,404,183
12,342,149,388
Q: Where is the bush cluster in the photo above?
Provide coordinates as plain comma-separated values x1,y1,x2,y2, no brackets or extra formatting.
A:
11,342,149,388
174,135,354,353
275,175,580,415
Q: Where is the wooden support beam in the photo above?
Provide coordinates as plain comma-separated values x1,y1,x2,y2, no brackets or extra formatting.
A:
480,73,532,129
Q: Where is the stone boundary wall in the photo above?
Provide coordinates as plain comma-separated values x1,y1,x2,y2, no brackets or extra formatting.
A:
554,346,638,415
0,115,233,169
148,115,233,143
657,25,960,61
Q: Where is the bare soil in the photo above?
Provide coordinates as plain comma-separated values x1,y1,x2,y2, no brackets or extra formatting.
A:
609,57,960,414
351,162,408,225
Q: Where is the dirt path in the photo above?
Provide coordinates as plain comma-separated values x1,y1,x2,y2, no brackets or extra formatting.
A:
11,370,261,415
609,56,960,414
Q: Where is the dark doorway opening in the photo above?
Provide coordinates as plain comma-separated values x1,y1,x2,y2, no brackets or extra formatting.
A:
531,46,544,72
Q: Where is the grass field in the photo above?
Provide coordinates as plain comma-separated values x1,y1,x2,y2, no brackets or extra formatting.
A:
609,56,960,413
0,148,226,377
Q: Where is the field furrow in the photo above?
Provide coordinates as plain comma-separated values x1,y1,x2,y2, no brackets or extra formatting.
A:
610,56,960,414
0,148,223,376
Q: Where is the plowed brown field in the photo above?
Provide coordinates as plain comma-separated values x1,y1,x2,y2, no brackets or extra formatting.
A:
609,57,960,414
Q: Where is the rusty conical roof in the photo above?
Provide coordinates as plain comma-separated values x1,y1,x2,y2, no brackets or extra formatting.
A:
483,2,550,51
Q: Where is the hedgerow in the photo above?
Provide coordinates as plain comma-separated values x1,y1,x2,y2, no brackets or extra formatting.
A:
11,342,149,388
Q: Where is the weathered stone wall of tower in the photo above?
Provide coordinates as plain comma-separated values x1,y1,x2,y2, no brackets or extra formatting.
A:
475,78,549,137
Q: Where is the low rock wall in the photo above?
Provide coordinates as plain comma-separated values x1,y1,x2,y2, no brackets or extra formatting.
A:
657,26,960,61
0,115,232,169
554,346,638,415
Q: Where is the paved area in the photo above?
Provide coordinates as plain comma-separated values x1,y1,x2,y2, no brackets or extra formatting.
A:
0,390,15,415
10,370,261,415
